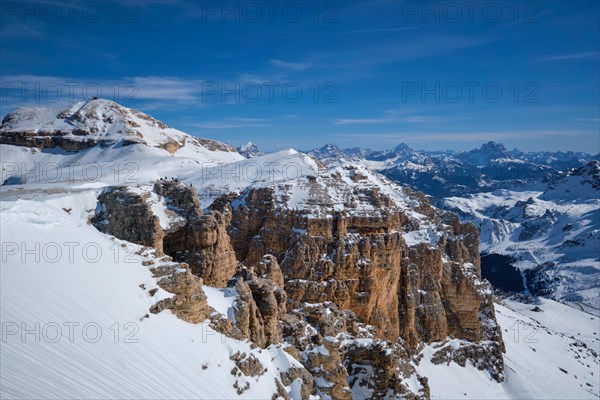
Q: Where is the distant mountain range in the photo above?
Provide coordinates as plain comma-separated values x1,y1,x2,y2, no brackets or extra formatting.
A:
441,160,600,313
1,99,599,399
307,141,599,198
306,141,600,313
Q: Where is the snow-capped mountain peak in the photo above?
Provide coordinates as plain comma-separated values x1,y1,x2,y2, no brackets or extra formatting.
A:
541,160,600,201
237,141,261,158
457,141,513,165
0,98,239,155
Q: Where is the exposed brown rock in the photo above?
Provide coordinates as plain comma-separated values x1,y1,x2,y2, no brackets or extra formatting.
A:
163,210,237,287
185,136,238,153
256,254,285,288
153,181,201,218
343,339,423,399
155,180,237,287
233,274,286,348
94,181,238,287
149,263,212,323
283,302,429,398
302,337,352,400
223,188,498,349
229,351,266,377
157,140,182,153
0,131,113,150
92,188,164,254
278,366,315,400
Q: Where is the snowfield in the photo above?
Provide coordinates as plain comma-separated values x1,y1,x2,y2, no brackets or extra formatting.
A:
0,200,308,399
2,181,598,399
1,102,599,399
416,298,600,399
441,181,600,313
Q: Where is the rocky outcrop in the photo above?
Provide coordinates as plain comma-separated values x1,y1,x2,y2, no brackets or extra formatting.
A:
282,302,430,399
0,131,113,150
149,262,212,323
92,188,165,254
153,180,202,218
156,180,237,287
278,365,315,400
93,181,237,287
256,254,285,288
302,338,352,400
163,210,237,287
344,339,428,400
221,185,501,356
91,166,504,395
0,99,240,153
282,305,354,399
229,351,266,377
233,268,287,348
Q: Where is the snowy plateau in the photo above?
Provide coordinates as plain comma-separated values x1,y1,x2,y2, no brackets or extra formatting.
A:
0,99,598,400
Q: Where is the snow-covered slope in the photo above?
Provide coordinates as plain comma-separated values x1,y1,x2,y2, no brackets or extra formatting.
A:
2,100,598,399
440,161,600,313
0,141,241,191
3,194,598,399
0,100,244,191
308,141,597,198
416,297,599,399
188,151,420,215
0,199,308,399
0,98,242,160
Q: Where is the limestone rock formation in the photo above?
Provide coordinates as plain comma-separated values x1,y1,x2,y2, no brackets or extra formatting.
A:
0,99,240,153
302,337,352,400
93,188,165,254
233,270,287,348
221,183,502,354
90,162,505,395
163,210,237,287
93,181,237,286
149,263,212,323
282,302,430,399
343,338,427,399
256,254,285,288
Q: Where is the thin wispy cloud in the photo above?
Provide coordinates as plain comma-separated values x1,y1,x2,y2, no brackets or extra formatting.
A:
235,73,287,85
533,51,599,62
334,109,469,125
229,117,269,122
130,76,204,101
340,27,420,34
0,75,209,110
331,129,590,143
334,117,397,125
0,23,45,41
269,59,312,70
189,118,271,129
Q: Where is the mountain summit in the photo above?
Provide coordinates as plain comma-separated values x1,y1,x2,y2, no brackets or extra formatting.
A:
456,141,512,165
237,141,261,158
0,98,237,154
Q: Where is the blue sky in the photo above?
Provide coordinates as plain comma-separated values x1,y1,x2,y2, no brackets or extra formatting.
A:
1,0,599,153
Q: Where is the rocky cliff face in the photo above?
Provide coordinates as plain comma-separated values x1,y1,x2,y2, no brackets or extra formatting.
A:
2,98,513,398
282,301,430,399
93,181,237,287
233,262,287,348
92,165,505,396
221,179,500,353
93,188,165,254
149,262,213,324
156,181,238,287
